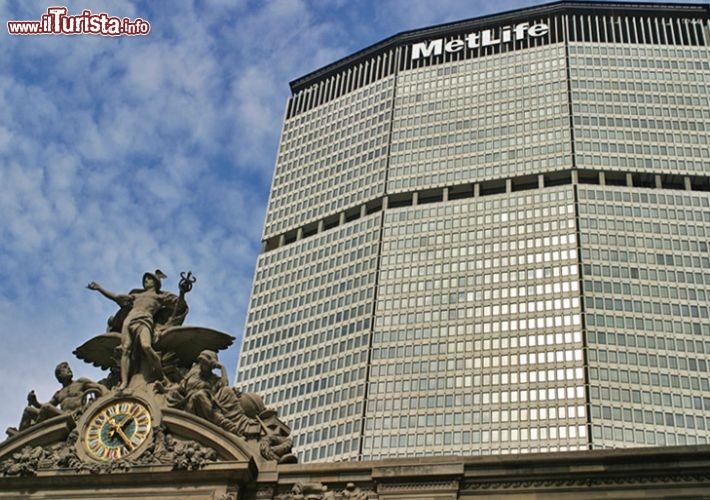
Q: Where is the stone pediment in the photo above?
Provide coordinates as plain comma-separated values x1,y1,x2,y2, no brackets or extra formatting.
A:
0,389,259,477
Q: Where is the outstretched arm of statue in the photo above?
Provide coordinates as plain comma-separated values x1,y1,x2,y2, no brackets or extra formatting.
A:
87,282,132,307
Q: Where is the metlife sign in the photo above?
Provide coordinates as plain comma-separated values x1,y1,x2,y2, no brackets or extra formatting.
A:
411,22,549,60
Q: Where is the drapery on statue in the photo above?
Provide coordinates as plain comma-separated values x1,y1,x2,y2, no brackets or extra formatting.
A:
6,362,106,436
87,270,191,389
159,350,296,463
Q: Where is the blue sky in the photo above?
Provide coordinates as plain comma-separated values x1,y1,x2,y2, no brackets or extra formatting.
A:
0,0,705,433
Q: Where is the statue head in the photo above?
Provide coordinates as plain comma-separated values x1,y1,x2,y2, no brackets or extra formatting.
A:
54,362,73,383
142,269,167,291
197,350,218,370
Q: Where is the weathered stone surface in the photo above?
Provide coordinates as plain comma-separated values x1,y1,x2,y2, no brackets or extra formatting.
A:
3,425,710,497
2,269,295,472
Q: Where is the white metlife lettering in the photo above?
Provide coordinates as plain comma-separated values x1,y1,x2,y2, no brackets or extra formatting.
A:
411,22,549,60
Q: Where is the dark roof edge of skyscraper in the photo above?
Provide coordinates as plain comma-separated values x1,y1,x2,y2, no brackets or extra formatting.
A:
289,1,709,93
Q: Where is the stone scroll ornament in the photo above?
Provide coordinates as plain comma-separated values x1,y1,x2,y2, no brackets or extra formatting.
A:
1,270,296,476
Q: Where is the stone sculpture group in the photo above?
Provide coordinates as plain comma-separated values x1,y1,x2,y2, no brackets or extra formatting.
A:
3,270,296,468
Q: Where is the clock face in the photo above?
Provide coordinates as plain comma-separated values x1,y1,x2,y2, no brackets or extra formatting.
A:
84,399,152,461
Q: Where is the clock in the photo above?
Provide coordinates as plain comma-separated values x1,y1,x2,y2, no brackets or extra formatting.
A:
83,398,153,461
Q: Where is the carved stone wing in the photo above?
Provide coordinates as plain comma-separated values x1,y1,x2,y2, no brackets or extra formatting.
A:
154,326,235,367
72,332,122,370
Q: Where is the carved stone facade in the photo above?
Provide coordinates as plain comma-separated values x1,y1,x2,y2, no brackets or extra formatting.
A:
2,444,710,498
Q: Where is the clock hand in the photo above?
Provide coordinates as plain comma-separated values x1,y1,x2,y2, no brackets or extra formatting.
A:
107,417,119,438
120,417,134,432
108,417,133,450
114,425,134,450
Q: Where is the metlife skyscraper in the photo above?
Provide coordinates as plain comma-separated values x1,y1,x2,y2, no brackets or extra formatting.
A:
236,2,710,463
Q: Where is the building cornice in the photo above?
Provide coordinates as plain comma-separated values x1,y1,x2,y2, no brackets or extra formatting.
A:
289,1,709,93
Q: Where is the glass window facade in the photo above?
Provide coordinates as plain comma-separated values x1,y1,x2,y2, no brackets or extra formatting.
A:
580,187,710,448
571,44,710,176
263,78,394,239
365,187,585,459
237,3,710,463
389,45,572,193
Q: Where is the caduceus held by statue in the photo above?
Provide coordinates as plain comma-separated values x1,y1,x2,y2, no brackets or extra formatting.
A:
85,270,195,390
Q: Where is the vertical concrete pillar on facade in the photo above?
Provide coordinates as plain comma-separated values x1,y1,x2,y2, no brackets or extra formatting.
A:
626,173,633,187
685,176,692,191
571,170,578,185
278,234,286,248
655,175,663,189
506,179,512,193
361,204,367,217
473,184,480,197
318,220,325,233
412,192,419,206
599,172,606,185
339,212,346,225
443,187,449,202
538,174,545,188
382,196,389,210
296,227,303,241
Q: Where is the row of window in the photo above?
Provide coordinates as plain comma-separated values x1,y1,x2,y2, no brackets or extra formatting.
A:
388,155,571,191
586,295,709,320
576,153,707,172
571,66,708,84
573,89,709,108
579,186,709,205
568,44,709,58
384,223,576,250
300,437,360,463
376,308,581,331
590,348,710,377
258,214,380,266
242,330,369,379
379,295,580,317
576,141,709,159
591,376,710,406
368,367,585,394
588,331,710,353
587,312,709,339
363,424,587,451
592,425,708,447
394,82,565,111
367,385,586,412
379,263,577,285
576,127,708,147
250,278,374,323
366,404,585,431
242,324,370,378
283,77,392,131
390,126,567,156
573,114,707,132
382,247,576,269
288,390,365,423
247,366,366,411
244,309,371,353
